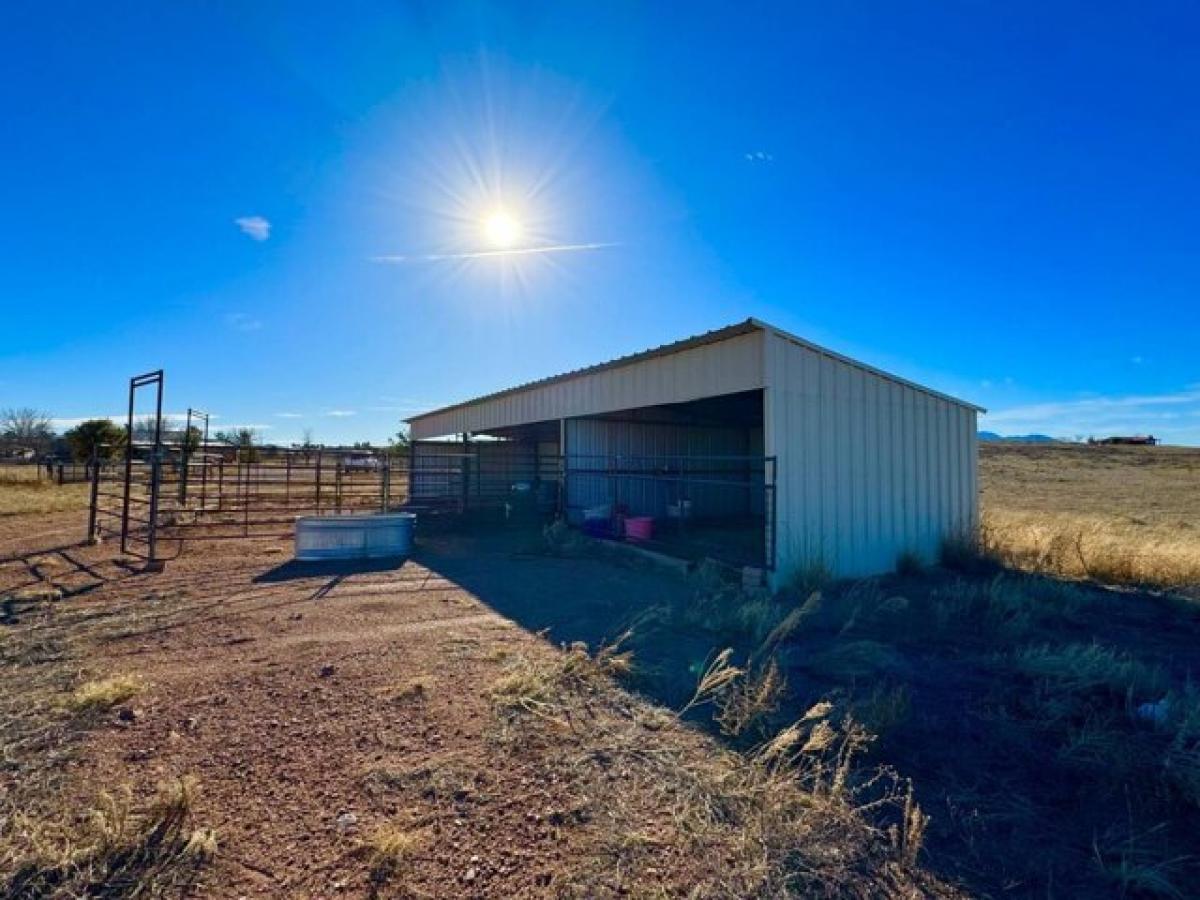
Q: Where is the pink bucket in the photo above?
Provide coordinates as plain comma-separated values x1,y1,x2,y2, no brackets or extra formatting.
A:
624,516,654,542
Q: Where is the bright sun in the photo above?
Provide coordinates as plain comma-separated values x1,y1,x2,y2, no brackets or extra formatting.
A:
483,210,522,248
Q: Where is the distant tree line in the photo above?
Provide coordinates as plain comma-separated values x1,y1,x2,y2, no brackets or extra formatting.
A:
2,406,409,464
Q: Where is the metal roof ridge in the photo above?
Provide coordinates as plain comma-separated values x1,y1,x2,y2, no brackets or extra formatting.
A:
749,318,986,413
406,317,984,422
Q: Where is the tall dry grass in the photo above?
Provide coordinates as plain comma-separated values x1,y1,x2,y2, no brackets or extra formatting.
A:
0,478,90,517
483,638,951,898
980,443,1200,590
982,508,1200,589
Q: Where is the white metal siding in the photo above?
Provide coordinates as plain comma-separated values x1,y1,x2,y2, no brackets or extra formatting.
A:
409,332,765,439
564,417,761,520
764,331,977,581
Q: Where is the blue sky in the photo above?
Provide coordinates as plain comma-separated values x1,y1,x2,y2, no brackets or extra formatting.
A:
2,2,1199,444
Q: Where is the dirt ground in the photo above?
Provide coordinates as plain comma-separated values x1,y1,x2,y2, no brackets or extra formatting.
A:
0,516,683,897
6,446,1200,898
11,514,943,900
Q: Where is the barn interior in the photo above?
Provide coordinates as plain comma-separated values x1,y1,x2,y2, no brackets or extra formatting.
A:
408,388,774,570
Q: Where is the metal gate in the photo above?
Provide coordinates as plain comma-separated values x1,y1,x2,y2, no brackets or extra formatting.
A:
88,372,408,568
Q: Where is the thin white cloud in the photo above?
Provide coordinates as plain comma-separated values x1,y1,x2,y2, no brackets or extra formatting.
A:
982,386,1200,440
235,215,271,241
274,412,303,419
372,241,616,264
224,312,262,332
325,410,357,417
744,150,774,162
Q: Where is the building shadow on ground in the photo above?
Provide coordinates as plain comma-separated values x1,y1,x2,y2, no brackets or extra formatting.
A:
252,556,408,584
411,529,730,710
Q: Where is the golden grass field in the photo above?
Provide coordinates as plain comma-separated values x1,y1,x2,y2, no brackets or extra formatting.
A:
0,473,89,517
981,442,1200,589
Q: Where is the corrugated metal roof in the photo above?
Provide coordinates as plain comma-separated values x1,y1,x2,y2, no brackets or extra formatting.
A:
406,318,983,424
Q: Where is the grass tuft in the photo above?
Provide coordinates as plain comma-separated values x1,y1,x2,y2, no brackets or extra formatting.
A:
3,776,212,897
361,825,424,885
67,675,143,713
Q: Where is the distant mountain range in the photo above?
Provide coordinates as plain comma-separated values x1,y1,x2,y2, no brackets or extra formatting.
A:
978,432,1058,443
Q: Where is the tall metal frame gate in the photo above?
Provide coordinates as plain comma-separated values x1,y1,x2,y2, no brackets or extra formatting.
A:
88,371,407,569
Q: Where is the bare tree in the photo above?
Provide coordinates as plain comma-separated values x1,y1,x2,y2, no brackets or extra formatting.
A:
131,414,177,443
1,407,55,455
215,427,260,463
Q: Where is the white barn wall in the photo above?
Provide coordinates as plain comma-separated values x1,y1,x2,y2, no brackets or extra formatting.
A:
764,331,977,582
409,331,765,440
564,417,760,520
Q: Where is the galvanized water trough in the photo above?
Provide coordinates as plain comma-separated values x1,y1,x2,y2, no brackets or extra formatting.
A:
294,512,415,561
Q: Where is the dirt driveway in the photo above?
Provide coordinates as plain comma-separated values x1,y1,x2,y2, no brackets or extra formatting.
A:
1,517,706,898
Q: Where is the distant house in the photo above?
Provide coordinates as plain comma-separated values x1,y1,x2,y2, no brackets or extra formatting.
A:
1090,435,1159,446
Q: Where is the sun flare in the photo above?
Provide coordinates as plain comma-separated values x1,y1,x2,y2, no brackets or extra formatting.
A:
483,210,522,248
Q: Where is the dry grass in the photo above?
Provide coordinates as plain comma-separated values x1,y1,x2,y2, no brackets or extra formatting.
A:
3,776,214,897
66,674,143,713
359,825,424,886
0,478,90,517
0,464,49,484
486,639,952,898
981,443,1200,589
982,508,1200,588
0,562,212,897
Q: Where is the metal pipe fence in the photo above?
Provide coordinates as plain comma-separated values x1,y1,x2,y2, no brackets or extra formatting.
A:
89,439,775,571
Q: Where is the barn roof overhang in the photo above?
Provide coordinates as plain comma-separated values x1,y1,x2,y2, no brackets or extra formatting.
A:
406,318,983,438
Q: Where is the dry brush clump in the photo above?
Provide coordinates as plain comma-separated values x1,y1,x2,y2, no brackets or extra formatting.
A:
486,638,954,899
3,776,215,898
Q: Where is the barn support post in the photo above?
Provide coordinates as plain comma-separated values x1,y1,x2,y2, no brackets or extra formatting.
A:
460,432,471,513
558,419,567,518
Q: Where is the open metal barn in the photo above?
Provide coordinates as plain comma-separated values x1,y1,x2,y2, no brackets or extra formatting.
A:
407,319,983,584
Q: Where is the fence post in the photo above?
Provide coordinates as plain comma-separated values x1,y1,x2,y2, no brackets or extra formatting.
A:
87,448,100,544
381,456,390,513
315,451,323,515
407,446,414,507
